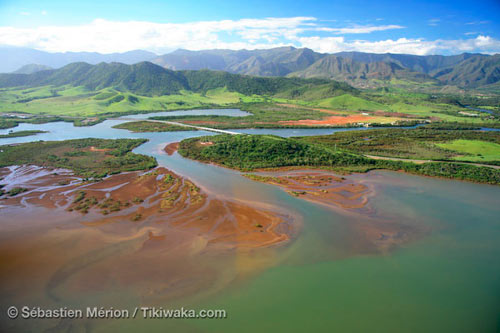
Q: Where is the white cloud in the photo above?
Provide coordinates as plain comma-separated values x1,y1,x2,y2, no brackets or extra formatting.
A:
297,35,500,55
0,18,498,55
317,24,404,34
41,10,47,16
0,17,315,54
19,12,30,16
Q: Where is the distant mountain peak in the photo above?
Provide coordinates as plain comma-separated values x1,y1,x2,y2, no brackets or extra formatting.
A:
12,63,52,74
0,48,157,73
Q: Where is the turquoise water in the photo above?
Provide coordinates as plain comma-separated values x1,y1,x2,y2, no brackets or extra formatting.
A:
192,172,500,333
1,111,499,332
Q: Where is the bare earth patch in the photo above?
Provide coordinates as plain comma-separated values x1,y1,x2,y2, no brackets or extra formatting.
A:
279,114,374,126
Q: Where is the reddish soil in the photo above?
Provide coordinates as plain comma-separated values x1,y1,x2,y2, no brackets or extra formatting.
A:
0,166,292,250
279,115,374,126
164,142,179,155
88,146,110,152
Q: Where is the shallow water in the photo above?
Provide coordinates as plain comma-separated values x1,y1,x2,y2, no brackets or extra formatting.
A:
0,110,499,332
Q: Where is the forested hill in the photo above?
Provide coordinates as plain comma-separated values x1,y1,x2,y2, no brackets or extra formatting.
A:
0,61,357,97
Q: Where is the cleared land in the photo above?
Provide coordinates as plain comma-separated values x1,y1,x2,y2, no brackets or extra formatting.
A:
436,139,500,163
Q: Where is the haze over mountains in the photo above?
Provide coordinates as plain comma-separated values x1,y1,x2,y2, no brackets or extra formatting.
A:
0,46,156,73
152,47,500,89
1,46,499,90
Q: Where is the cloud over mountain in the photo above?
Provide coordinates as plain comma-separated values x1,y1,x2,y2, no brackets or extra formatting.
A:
0,18,498,55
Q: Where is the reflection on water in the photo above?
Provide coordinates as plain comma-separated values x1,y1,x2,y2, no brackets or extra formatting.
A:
0,110,499,332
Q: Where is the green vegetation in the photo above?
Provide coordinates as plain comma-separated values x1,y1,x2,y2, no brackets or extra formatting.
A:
67,191,132,215
0,130,47,138
317,94,385,111
0,85,246,117
179,134,369,170
73,191,86,203
301,128,500,165
112,121,194,132
436,140,500,163
0,61,497,132
0,119,20,129
0,138,157,178
0,62,354,103
179,134,500,185
7,187,28,196
243,174,287,184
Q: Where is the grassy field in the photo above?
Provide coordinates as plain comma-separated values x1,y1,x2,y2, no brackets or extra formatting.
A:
0,85,246,117
316,94,385,111
300,127,500,165
0,138,157,178
436,140,500,162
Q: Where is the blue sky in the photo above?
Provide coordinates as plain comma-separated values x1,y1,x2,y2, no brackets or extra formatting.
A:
0,0,498,55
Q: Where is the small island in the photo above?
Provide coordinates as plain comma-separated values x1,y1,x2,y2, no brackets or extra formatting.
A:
112,121,196,132
0,130,47,138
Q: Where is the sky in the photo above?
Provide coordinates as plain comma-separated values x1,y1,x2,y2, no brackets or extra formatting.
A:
0,0,499,55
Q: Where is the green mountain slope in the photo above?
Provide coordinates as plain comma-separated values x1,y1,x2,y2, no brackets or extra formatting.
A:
0,62,190,96
0,61,357,98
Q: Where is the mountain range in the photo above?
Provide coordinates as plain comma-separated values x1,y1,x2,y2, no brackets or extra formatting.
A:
0,46,156,73
152,47,500,89
0,46,499,90
0,61,356,98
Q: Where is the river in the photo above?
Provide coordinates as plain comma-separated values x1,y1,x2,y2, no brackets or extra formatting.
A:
0,109,499,332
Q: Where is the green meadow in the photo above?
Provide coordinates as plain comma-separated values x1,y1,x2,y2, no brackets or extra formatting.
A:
436,139,500,162
0,85,249,117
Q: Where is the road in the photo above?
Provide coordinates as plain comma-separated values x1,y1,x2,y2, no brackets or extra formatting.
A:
364,154,500,169
118,118,241,135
